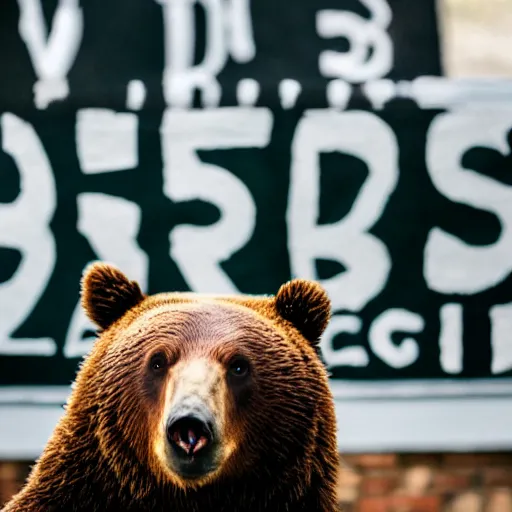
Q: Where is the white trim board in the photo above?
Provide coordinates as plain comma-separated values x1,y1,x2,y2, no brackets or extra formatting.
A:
1,396,512,459
329,378,512,399
1,380,512,458
334,396,512,453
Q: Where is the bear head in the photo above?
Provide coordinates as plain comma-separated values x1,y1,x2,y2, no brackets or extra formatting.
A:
75,261,336,498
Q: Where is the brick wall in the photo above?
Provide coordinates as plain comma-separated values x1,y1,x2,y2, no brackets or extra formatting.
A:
338,453,512,512
1,453,511,511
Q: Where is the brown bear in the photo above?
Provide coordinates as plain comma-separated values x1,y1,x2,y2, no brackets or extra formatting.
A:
3,262,339,512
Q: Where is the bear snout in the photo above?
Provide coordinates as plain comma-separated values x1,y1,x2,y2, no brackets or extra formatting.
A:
165,401,219,479
166,407,215,455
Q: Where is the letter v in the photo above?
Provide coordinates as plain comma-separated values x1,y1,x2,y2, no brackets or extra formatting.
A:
17,0,83,109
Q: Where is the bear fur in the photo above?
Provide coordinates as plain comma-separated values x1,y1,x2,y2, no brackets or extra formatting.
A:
3,262,339,512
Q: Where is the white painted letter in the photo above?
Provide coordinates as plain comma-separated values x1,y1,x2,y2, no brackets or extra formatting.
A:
425,107,512,294
0,113,57,355
288,110,398,312
63,194,149,358
439,303,463,374
17,0,83,109
76,109,138,174
320,315,369,368
158,0,256,108
161,107,272,293
316,0,393,83
489,303,512,375
368,309,423,368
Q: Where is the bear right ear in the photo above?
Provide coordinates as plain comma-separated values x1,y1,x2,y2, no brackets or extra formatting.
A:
80,262,145,330
275,279,331,350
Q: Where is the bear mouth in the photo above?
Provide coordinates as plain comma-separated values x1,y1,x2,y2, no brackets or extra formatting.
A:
168,416,212,457
167,414,215,455
165,406,219,479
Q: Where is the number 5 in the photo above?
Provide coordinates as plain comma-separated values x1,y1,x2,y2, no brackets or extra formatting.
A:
161,107,273,293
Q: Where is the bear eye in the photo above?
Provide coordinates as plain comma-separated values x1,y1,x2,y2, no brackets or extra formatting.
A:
228,357,250,378
149,353,167,374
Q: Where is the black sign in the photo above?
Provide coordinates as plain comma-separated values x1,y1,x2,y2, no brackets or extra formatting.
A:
1,0,511,398
0,0,442,111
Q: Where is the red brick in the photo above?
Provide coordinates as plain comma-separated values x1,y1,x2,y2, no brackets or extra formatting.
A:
358,495,440,512
400,455,442,468
432,471,474,492
401,466,433,496
346,454,398,470
0,480,22,508
483,468,512,487
486,488,512,512
445,492,483,512
337,467,362,503
443,453,512,468
0,463,19,481
361,475,399,496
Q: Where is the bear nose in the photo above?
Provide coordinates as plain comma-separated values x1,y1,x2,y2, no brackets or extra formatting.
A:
166,412,214,457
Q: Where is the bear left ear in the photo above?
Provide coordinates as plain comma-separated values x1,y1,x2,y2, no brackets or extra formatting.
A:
275,279,331,348
80,261,145,330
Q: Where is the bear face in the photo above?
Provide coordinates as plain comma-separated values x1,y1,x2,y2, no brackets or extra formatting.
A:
4,262,339,512
92,298,322,490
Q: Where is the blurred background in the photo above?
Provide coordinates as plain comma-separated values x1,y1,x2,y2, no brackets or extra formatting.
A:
0,0,511,510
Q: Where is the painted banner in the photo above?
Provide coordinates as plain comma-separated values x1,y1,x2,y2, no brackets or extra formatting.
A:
1,0,511,398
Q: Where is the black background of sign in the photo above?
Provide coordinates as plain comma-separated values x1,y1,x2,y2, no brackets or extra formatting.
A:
0,0,442,110
1,104,512,387
2,0,511,390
